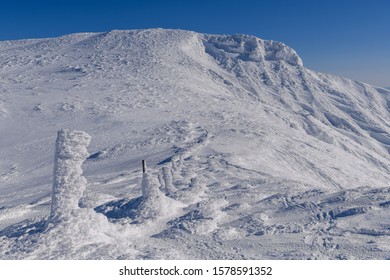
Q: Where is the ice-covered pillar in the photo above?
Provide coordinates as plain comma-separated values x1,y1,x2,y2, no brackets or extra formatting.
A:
162,167,174,194
49,129,91,223
141,168,165,200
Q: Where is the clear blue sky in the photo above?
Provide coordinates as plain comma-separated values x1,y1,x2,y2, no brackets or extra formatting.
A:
1,0,389,87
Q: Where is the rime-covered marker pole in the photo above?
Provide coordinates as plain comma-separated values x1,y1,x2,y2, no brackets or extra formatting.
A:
49,129,91,223
162,166,174,194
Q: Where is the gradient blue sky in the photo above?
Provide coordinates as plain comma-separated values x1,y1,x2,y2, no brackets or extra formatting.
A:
1,0,389,86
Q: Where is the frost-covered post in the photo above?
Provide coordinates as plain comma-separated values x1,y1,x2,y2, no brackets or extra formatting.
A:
48,129,91,223
162,167,174,194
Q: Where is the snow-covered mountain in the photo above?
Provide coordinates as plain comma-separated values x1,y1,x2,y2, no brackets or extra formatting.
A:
1,29,390,259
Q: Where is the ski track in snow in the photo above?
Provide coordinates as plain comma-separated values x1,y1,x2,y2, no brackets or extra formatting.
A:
1,29,390,259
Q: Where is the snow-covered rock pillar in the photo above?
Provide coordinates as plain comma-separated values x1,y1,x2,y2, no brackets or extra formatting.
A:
49,129,91,223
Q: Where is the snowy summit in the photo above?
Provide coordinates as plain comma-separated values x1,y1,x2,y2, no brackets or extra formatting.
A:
0,29,390,259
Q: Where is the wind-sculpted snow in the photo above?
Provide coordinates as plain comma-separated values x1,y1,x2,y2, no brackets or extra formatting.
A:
203,34,303,66
1,29,390,259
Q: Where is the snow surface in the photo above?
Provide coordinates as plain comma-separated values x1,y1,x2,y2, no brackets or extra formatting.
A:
1,29,390,259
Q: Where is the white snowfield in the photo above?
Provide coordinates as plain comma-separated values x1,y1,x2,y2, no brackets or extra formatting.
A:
0,29,390,259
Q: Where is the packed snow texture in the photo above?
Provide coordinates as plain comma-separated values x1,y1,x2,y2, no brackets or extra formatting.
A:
1,29,390,259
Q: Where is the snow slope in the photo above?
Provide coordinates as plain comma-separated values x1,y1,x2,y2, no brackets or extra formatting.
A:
1,29,390,259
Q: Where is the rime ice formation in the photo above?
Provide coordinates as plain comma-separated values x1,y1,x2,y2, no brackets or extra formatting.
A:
141,172,161,199
162,167,174,194
49,129,91,222
135,171,184,224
